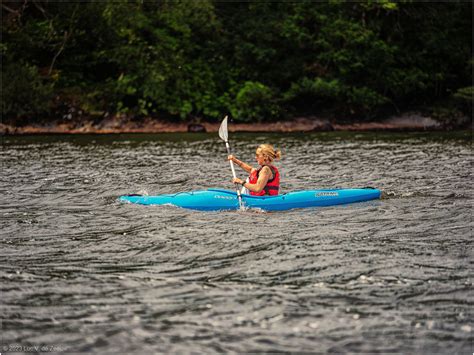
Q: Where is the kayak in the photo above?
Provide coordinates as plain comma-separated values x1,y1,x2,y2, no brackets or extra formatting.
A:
119,188,381,212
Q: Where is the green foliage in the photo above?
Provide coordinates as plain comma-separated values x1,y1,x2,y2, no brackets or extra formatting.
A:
345,86,389,117
283,78,342,114
1,1,471,123
1,61,53,118
453,86,473,116
95,0,224,119
283,78,388,116
231,81,280,122
283,78,344,106
285,78,342,101
453,87,473,104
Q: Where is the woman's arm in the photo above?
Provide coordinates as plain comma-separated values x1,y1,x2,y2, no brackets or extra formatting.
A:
228,155,253,174
233,166,272,193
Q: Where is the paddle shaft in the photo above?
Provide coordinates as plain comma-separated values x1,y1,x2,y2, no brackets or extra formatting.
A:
225,142,238,179
219,116,243,209
225,141,244,208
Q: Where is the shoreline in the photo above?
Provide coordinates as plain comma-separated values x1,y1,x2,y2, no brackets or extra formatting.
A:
0,114,468,135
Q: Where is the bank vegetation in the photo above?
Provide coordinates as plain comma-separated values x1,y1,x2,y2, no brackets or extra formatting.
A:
1,1,472,131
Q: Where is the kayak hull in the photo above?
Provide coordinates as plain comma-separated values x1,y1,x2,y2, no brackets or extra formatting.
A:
119,188,381,212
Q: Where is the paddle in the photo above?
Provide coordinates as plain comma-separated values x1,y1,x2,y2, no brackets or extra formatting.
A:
218,116,244,210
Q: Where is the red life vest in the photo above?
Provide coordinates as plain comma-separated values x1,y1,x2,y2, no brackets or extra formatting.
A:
248,165,280,196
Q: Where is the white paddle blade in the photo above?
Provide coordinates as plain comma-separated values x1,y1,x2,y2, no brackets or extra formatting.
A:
218,115,228,141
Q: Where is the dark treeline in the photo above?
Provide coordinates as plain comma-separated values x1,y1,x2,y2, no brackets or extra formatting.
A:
1,0,472,124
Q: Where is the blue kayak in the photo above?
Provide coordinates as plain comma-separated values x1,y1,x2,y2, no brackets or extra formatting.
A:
119,188,381,212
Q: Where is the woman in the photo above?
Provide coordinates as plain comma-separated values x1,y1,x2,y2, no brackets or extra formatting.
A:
228,144,281,196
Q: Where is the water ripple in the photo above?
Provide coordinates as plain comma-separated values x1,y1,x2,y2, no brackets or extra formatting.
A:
1,132,471,353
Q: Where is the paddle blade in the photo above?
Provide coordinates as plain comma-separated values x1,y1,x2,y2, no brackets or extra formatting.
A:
218,115,228,141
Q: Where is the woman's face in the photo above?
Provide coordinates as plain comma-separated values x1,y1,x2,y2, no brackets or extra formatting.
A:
255,151,267,166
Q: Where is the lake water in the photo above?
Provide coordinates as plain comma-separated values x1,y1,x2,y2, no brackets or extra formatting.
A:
1,131,472,353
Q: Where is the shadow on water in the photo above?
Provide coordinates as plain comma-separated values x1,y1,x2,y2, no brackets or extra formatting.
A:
2,130,472,146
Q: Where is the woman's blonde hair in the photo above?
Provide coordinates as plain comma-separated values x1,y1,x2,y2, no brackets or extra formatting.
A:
256,144,281,162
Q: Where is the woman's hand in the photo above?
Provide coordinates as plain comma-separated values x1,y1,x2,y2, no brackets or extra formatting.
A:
232,178,244,185
228,155,235,161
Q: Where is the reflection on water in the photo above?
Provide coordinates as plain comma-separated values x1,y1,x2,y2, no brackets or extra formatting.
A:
1,131,472,353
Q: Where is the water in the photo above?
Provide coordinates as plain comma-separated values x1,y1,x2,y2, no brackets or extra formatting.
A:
1,131,472,353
